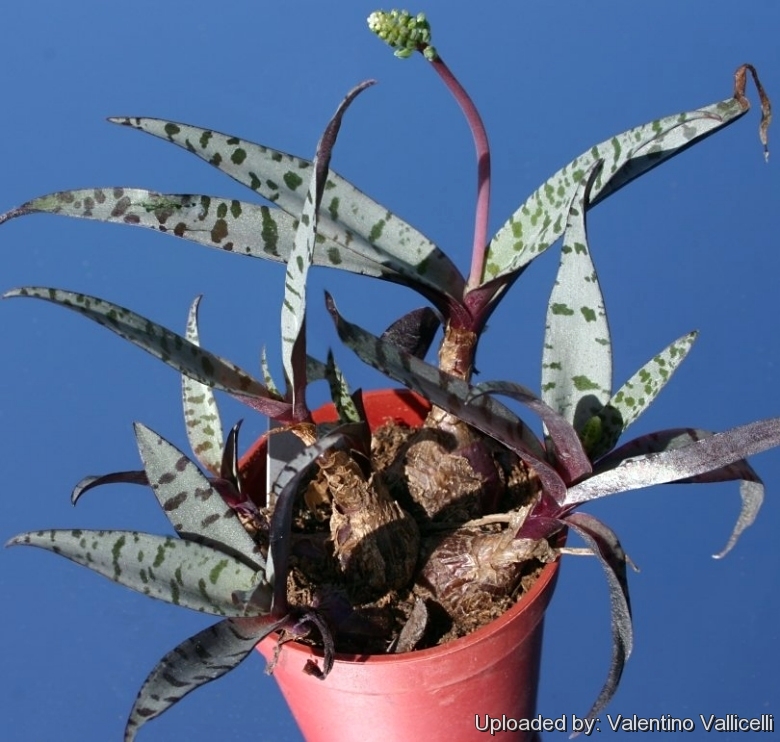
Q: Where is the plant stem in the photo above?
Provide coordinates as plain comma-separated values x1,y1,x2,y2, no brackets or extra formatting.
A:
427,54,491,292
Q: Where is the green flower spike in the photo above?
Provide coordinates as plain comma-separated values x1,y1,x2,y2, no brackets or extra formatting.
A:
367,10,438,60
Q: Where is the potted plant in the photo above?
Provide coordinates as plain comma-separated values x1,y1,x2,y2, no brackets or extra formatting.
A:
2,9,777,741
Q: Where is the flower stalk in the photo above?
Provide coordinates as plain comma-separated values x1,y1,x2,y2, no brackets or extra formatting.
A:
368,10,492,297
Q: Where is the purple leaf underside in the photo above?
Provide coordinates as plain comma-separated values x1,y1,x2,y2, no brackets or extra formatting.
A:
563,512,632,726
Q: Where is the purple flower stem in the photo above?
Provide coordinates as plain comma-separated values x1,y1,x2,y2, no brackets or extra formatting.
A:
427,54,491,294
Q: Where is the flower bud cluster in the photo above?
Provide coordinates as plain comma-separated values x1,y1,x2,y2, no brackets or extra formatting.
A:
367,9,438,60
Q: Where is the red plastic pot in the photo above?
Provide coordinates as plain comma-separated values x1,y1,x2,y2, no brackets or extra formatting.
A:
241,389,560,742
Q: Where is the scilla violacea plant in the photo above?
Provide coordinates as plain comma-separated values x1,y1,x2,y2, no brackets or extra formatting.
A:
3,8,778,741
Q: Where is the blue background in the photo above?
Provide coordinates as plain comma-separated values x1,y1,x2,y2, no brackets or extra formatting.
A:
1,1,778,740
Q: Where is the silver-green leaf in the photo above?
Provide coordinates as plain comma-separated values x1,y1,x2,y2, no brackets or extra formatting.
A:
133,422,266,574
124,615,286,742
282,81,374,411
6,529,264,616
110,117,466,302
541,161,611,430
484,95,751,283
0,187,422,284
3,286,293,419
591,331,699,457
182,295,224,475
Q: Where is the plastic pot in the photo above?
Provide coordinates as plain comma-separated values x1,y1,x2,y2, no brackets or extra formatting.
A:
242,389,560,742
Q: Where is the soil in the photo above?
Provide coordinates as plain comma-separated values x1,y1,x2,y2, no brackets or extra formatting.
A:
275,419,554,656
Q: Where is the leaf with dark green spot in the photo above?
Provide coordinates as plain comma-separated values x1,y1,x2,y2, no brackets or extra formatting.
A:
124,614,288,742
541,162,611,431
1,189,283,258
133,422,266,573
182,295,224,475
592,331,698,455
324,351,361,424
0,188,426,290
3,286,295,421
484,93,755,284
108,117,466,304
282,81,374,417
6,529,264,616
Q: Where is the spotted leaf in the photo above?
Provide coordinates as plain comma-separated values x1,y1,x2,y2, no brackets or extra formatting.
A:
109,117,466,304
124,615,287,742
323,350,361,424
0,188,423,286
182,295,224,474
484,92,754,283
590,331,699,457
3,286,294,421
541,162,611,431
6,529,264,616
133,422,266,574
282,81,374,416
